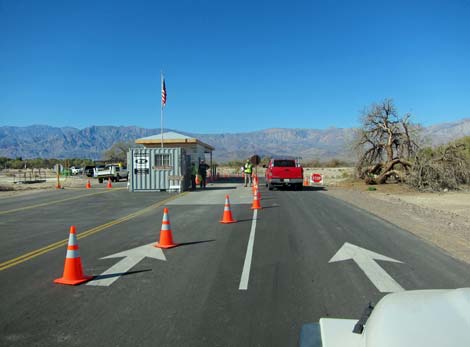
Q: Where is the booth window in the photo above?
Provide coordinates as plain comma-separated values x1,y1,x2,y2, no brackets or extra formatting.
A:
155,154,170,167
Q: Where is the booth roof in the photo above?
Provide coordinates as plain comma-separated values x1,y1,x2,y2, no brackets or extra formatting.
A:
135,131,214,151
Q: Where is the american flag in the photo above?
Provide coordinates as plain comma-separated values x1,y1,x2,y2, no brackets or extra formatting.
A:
161,78,167,106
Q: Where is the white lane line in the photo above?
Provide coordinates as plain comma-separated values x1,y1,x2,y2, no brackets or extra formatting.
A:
239,209,258,290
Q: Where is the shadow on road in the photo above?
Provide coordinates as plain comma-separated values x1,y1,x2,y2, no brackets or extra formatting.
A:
271,186,327,192
211,177,244,184
178,239,216,247
235,218,257,223
302,186,327,191
193,186,238,191
258,205,279,209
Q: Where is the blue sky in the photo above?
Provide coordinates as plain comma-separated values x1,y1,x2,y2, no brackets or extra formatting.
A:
1,0,469,133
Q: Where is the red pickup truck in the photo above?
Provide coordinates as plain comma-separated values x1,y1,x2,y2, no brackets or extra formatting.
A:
264,158,304,190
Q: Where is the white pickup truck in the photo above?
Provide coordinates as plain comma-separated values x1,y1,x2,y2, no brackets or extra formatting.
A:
70,166,83,175
94,164,128,183
299,288,470,347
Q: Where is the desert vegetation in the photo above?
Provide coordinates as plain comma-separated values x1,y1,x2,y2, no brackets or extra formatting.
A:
0,141,134,171
354,99,470,191
103,141,135,163
408,136,470,191
0,157,94,170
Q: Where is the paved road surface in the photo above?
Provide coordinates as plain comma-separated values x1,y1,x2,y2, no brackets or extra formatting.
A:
1,180,469,346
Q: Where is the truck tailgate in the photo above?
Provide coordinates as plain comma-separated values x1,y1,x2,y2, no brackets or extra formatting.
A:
271,167,303,179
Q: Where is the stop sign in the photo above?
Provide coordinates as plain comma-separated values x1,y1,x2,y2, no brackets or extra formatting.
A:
250,155,261,165
312,173,322,183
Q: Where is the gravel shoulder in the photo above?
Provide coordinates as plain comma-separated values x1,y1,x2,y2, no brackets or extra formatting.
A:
0,174,108,199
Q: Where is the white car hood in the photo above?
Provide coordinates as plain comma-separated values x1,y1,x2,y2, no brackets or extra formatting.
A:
316,288,470,347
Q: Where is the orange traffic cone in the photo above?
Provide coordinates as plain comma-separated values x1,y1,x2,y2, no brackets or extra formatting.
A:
220,195,237,224
251,188,262,210
303,177,309,186
107,178,112,189
86,179,91,189
155,208,178,249
54,226,93,285
254,181,261,196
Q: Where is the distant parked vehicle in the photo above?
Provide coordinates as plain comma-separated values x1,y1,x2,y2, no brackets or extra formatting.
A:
70,166,83,175
84,166,95,177
264,157,304,190
94,164,128,183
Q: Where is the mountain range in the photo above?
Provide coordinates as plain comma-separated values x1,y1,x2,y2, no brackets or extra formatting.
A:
0,119,469,162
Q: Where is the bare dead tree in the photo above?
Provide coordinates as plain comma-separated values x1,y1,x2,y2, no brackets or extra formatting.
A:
355,99,420,184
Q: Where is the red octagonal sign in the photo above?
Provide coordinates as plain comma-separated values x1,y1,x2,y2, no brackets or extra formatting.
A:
312,173,322,183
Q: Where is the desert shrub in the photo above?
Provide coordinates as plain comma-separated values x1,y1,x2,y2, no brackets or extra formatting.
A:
304,158,353,168
408,136,470,191
226,160,244,168
0,185,14,191
0,157,94,169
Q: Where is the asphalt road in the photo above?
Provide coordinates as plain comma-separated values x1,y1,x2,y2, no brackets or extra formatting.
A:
1,180,470,346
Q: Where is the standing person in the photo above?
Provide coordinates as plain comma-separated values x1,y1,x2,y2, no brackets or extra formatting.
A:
198,160,210,189
190,162,197,190
244,159,253,187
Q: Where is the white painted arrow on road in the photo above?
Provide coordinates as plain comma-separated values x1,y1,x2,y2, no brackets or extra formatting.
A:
87,243,166,287
329,242,404,293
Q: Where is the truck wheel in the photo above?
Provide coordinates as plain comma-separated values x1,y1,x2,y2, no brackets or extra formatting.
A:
116,175,120,182
98,178,103,183
268,182,273,190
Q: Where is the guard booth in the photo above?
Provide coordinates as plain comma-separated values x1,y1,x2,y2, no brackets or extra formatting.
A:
128,147,190,192
130,131,215,192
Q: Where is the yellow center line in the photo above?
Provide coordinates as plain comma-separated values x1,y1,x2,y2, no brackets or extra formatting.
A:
0,188,125,215
0,192,187,271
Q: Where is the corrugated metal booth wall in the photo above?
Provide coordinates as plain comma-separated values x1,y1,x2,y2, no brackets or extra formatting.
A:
128,147,190,192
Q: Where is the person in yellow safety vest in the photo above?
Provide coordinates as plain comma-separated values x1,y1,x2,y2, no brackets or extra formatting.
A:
244,159,253,187
191,162,197,190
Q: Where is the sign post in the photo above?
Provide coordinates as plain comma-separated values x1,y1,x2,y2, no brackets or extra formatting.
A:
250,155,261,177
54,164,63,189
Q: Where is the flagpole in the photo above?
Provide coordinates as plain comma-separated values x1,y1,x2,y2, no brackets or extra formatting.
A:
160,72,163,149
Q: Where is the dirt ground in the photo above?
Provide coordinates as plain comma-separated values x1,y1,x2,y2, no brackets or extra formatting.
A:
0,170,107,198
1,167,469,264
